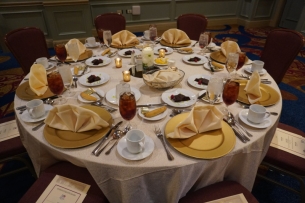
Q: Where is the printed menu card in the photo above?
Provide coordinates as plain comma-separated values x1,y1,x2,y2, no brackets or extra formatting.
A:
0,120,19,142
36,175,90,203
205,193,248,203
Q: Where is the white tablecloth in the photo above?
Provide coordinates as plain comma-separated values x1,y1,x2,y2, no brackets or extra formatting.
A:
15,41,282,203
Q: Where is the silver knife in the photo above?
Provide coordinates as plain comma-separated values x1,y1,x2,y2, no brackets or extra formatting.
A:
197,92,207,100
136,103,167,108
80,65,89,76
92,121,123,156
223,118,247,143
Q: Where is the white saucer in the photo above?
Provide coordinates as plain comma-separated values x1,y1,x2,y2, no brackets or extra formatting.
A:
117,134,154,160
105,87,141,105
182,55,208,65
198,90,223,104
238,109,271,128
161,88,197,107
78,72,110,87
77,89,104,103
138,107,169,121
85,56,111,67
85,42,100,48
244,66,267,75
20,104,53,123
118,49,141,58
153,47,174,55
187,74,211,89
34,62,56,70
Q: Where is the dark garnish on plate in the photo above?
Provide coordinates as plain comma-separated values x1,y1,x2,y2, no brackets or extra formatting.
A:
170,94,190,102
92,59,103,65
195,78,209,85
87,75,101,83
188,57,201,62
124,50,132,55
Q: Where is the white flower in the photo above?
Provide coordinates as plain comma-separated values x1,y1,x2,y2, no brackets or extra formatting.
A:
142,47,154,67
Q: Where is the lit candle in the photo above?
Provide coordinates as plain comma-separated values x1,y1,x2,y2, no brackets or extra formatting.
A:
122,70,131,82
115,58,122,68
159,49,165,58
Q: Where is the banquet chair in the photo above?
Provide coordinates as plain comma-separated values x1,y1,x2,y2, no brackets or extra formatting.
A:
260,29,305,84
177,13,208,40
19,162,109,203
4,27,50,75
0,116,36,179
94,13,126,35
178,180,259,203
257,123,305,202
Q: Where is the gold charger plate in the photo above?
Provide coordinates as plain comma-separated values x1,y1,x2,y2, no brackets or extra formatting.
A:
160,40,191,48
110,42,139,49
15,81,54,101
43,106,113,149
65,49,93,62
164,113,236,159
237,80,280,106
210,51,249,64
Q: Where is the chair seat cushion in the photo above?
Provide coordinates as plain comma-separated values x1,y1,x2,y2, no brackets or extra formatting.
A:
179,181,258,203
263,123,305,175
18,162,109,203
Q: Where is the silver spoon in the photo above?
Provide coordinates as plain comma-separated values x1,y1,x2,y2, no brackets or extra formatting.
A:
73,76,78,88
105,125,131,155
98,129,123,153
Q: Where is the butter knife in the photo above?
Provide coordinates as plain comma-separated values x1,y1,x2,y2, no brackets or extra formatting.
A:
80,65,89,76
136,103,167,108
197,92,206,100
92,121,123,156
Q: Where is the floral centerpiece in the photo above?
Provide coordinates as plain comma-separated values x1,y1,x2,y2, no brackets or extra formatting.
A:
142,47,154,73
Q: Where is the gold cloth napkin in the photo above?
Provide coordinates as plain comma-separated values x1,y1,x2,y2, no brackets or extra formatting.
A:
161,29,191,45
244,71,262,104
166,105,224,139
29,64,48,96
65,38,86,55
45,104,109,132
112,30,139,46
220,40,241,57
143,68,181,83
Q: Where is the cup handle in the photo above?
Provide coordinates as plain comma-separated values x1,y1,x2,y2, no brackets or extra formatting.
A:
85,39,88,44
139,141,145,152
265,112,271,119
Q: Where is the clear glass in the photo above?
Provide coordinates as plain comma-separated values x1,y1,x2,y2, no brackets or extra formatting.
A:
47,72,67,105
55,44,67,64
67,42,80,63
58,65,75,97
225,53,239,79
119,91,136,128
97,29,104,49
207,77,223,105
149,24,157,41
222,80,240,116
103,30,112,47
198,33,209,55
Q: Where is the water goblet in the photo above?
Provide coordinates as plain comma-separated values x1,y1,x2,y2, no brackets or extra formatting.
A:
47,71,67,105
103,30,112,47
225,53,239,79
55,44,67,64
222,80,240,116
58,65,75,97
198,33,209,55
236,52,246,71
207,77,223,105
119,91,136,129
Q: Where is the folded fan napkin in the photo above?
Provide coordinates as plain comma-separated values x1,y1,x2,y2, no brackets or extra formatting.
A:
166,105,224,139
45,104,109,132
112,30,139,46
244,71,262,104
143,68,181,83
29,64,48,96
65,38,86,55
220,40,241,57
161,29,191,45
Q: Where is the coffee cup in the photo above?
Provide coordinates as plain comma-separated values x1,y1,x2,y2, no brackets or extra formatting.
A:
26,99,45,119
247,104,270,124
126,129,145,154
251,60,264,73
143,30,150,39
85,37,96,47
36,57,49,69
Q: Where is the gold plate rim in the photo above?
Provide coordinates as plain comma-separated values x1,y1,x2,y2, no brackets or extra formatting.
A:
43,105,113,149
160,40,191,48
15,81,55,101
64,49,93,62
110,42,139,49
237,80,280,106
164,113,236,159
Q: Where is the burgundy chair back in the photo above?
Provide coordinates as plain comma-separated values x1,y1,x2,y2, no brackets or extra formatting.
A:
177,13,208,40
4,27,50,75
260,29,305,84
94,13,126,35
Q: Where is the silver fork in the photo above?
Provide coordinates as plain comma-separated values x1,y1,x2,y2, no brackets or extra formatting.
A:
154,125,174,161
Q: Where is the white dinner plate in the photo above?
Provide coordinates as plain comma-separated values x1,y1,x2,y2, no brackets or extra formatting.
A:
244,66,267,75
177,49,194,54
187,74,211,89
78,72,110,87
118,49,141,58
105,87,141,105
20,104,53,123
141,36,151,41
77,89,105,103
203,63,224,72
34,62,56,70
161,88,197,107
85,42,100,48
70,67,90,76
117,134,154,160
182,54,208,65
198,90,223,104
85,56,111,67
239,109,271,128
138,107,169,121
153,47,174,55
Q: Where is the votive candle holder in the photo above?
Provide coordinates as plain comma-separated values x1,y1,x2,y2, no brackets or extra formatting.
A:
115,58,122,68
122,70,131,82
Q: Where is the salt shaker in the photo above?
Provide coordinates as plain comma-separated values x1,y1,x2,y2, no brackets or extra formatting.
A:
149,24,157,41
129,50,135,65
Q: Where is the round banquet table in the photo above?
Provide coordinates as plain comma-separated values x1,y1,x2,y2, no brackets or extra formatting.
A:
15,40,282,203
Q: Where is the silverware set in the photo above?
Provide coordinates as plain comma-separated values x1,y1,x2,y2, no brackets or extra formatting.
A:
154,125,174,161
239,74,271,84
